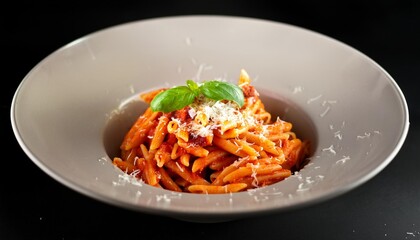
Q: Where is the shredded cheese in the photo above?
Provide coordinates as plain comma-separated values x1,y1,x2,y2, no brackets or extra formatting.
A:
175,96,259,138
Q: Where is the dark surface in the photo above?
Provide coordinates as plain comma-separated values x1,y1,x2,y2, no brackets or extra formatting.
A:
3,1,419,239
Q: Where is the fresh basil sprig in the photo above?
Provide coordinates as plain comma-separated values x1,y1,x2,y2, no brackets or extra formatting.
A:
150,80,245,113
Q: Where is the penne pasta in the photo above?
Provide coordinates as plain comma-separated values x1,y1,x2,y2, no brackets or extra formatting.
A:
112,69,310,194
222,164,283,183
212,136,248,158
177,139,209,157
149,114,170,150
191,149,230,173
187,183,248,194
164,160,210,185
158,167,183,192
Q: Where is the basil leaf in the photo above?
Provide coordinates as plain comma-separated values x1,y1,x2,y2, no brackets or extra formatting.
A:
150,86,196,113
186,80,200,97
199,81,245,107
150,79,245,113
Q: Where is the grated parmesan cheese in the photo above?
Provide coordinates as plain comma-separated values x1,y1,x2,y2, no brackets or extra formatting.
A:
174,96,259,138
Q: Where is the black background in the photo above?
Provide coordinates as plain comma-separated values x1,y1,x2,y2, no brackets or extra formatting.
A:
2,1,419,239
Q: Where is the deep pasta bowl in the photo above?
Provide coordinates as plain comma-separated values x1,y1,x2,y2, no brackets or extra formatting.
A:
11,15,409,223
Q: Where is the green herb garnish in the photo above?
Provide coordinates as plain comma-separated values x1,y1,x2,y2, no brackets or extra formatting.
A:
150,80,245,113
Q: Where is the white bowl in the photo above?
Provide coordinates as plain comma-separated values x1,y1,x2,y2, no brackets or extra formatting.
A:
11,15,409,223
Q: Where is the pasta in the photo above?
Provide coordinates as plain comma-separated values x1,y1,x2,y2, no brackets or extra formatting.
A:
113,69,310,194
